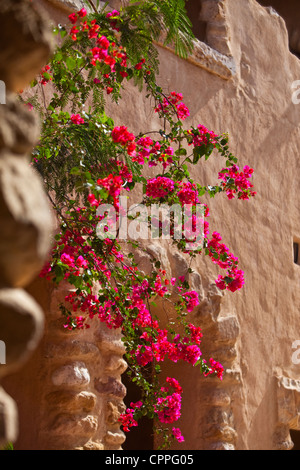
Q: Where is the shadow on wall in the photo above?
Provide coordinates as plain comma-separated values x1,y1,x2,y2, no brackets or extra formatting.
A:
185,0,207,43
290,429,300,450
256,0,300,58
121,369,154,450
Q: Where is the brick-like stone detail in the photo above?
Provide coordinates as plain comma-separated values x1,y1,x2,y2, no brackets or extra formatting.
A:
34,283,126,450
192,283,241,450
273,375,300,450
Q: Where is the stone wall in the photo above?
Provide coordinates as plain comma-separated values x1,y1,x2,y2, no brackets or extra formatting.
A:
36,282,127,450
0,0,53,448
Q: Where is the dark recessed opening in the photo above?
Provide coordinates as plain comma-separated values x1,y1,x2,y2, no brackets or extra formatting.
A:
121,368,154,450
293,241,299,265
290,430,300,450
185,0,207,43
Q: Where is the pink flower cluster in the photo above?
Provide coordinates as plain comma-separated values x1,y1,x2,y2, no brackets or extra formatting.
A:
146,176,175,199
40,65,52,86
177,181,199,205
218,164,256,200
70,114,85,125
203,358,224,380
216,269,245,293
131,136,174,168
182,290,200,313
91,36,127,76
132,135,155,164
118,409,138,433
112,126,136,155
68,8,87,25
91,35,110,62
97,174,123,199
189,323,203,344
188,124,218,147
67,9,129,92
106,9,120,32
58,231,89,276
155,377,183,424
116,161,133,184
135,326,202,367
172,427,184,443
155,92,190,121
64,285,125,331
69,15,101,42
136,345,153,366
155,393,182,423
208,231,245,292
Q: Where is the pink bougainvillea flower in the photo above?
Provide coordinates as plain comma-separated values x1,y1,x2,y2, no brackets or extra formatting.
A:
70,114,85,125
146,176,175,199
172,427,185,443
97,35,110,49
68,13,77,24
78,8,87,18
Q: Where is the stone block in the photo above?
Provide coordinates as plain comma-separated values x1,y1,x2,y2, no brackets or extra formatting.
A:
51,362,90,387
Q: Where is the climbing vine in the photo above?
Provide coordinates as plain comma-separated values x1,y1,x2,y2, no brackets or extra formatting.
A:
23,0,256,448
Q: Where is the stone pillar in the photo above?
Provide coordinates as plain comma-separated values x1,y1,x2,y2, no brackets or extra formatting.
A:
0,0,53,447
34,283,127,450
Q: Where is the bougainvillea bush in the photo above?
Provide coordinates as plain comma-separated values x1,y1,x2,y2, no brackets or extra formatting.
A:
23,0,256,448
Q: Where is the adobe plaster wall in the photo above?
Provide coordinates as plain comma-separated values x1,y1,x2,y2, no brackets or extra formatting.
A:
257,0,300,54
2,0,300,450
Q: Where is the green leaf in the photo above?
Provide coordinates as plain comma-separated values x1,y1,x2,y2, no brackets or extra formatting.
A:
54,265,65,283
66,57,77,71
175,148,187,156
70,167,81,175
204,143,214,160
45,148,51,159
1,442,14,450
60,28,67,39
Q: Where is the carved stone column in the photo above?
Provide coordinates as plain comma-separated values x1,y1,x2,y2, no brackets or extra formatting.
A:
0,0,53,447
35,283,127,450
274,375,300,450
